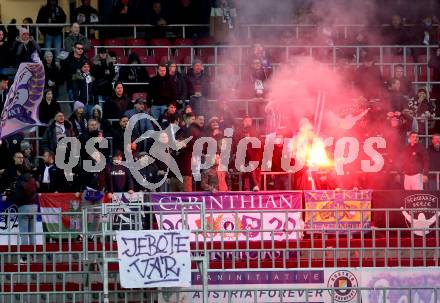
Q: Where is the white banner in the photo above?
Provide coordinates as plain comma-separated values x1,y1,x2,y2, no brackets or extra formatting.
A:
0,200,43,245
111,192,144,204
361,267,440,303
116,230,191,288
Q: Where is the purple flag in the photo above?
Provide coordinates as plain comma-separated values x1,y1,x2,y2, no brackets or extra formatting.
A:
0,56,45,138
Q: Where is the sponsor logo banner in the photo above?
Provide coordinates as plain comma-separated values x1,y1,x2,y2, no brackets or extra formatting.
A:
159,268,440,303
159,268,358,303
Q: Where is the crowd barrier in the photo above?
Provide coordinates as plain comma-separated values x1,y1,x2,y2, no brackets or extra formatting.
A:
2,22,438,40
0,190,439,302
97,44,438,86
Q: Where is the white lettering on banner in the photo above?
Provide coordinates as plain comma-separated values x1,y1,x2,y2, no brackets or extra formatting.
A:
155,194,295,211
116,230,191,288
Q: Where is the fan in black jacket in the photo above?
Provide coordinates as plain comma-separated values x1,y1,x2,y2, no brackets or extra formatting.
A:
37,151,67,192
11,28,40,66
41,112,76,153
91,49,116,98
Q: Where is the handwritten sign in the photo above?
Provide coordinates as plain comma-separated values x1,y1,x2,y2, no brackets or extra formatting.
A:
116,230,191,288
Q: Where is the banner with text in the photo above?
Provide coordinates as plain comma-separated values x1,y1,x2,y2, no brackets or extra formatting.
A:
150,192,303,241
0,196,43,244
116,230,191,288
372,190,440,237
0,197,19,245
159,268,361,303
304,190,372,232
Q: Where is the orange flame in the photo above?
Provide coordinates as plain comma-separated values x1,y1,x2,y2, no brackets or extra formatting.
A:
292,118,332,170
307,138,331,168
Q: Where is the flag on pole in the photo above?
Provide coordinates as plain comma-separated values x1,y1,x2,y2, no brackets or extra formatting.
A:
0,53,45,138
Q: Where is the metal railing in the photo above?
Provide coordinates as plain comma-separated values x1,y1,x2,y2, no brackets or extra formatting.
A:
242,23,440,40
1,23,209,41
94,44,438,90
0,201,439,302
4,22,438,41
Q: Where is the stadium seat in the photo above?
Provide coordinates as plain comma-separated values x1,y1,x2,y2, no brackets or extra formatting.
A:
404,57,416,81
127,38,147,57
86,39,101,58
196,36,215,62
103,38,126,57
174,38,194,64
103,38,126,46
107,48,125,57
116,56,128,64
150,38,171,62
127,38,145,46
140,55,157,77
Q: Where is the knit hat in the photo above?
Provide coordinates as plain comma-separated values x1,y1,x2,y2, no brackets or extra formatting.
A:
20,140,32,151
209,116,219,125
192,59,202,66
19,27,30,36
73,101,85,112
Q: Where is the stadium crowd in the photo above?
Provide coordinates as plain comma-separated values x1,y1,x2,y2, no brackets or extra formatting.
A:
0,0,440,198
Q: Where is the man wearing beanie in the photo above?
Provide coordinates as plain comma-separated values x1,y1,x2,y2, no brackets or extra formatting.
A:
69,101,88,136
11,27,40,66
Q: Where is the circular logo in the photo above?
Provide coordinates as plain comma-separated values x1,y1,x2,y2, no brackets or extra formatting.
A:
327,270,358,302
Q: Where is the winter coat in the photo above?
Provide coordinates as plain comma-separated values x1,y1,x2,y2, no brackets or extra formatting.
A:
38,100,61,124
36,2,66,36
64,33,89,52
11,37,40,66
91,55,116,96
72,71,98,106
103,93,132,120
36,163,67,192
186,69,210,98
41,120,75,152
148,74,176,106
61,53,87,88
